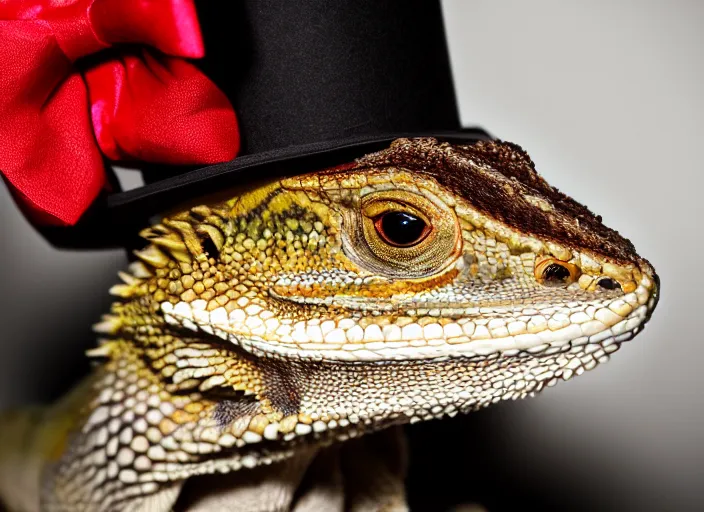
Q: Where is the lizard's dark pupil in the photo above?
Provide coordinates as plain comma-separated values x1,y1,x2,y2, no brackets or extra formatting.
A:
378,212,427,247
543,263,571,283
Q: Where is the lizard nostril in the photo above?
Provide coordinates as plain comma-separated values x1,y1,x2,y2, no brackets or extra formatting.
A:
535,257,580,287
597,277,621,291
544,263,570,283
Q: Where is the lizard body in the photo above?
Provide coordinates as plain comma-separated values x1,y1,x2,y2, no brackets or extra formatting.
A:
0,138,659,511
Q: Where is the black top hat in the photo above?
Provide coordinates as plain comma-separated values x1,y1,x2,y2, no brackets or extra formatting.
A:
43,0,491,249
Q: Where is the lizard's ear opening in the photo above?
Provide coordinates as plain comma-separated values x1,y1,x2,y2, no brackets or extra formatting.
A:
195,225,225,260
341,188,461,279
199,236,220,260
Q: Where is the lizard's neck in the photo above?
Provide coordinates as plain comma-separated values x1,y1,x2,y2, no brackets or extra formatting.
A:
44,319,597,510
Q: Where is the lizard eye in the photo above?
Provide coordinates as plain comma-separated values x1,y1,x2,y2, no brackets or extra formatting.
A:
342,189,460,278
535,257,580,287
374,211,430,247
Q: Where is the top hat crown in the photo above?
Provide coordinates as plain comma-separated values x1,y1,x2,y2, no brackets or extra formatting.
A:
44,0,491,248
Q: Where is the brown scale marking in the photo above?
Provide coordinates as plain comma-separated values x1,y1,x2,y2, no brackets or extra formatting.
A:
352,138,643,266
255,359,305,417
211,398,261,428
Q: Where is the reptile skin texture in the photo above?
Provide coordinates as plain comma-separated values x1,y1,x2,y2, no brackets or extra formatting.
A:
0,139,659,511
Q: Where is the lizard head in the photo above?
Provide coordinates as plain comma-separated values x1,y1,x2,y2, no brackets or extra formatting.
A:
101,138,658,455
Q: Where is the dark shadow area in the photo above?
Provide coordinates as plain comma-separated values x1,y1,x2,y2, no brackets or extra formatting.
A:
406,404,608,512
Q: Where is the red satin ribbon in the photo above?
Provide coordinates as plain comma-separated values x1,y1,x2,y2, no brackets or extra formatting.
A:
0,0,239,226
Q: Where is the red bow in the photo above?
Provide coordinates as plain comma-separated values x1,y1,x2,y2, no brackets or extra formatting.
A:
0,0,239,226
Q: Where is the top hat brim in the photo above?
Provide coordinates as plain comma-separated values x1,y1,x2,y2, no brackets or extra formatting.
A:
110,128,493,222
39,129,491,250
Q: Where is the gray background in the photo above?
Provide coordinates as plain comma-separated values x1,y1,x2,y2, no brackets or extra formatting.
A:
0,0,702,510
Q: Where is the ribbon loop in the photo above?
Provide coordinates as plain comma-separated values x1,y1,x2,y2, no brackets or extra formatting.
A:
89,0,204,58
0,0,203,61
0,0,238,226
87,49,238,165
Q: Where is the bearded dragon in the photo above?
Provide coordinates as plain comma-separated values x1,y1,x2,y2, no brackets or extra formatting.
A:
0,138,659,511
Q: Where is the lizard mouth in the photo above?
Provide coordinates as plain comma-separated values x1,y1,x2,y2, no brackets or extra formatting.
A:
161,269,659,364
145,271,659,464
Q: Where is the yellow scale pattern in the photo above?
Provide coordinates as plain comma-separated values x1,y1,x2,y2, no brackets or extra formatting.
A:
0,139,658,511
